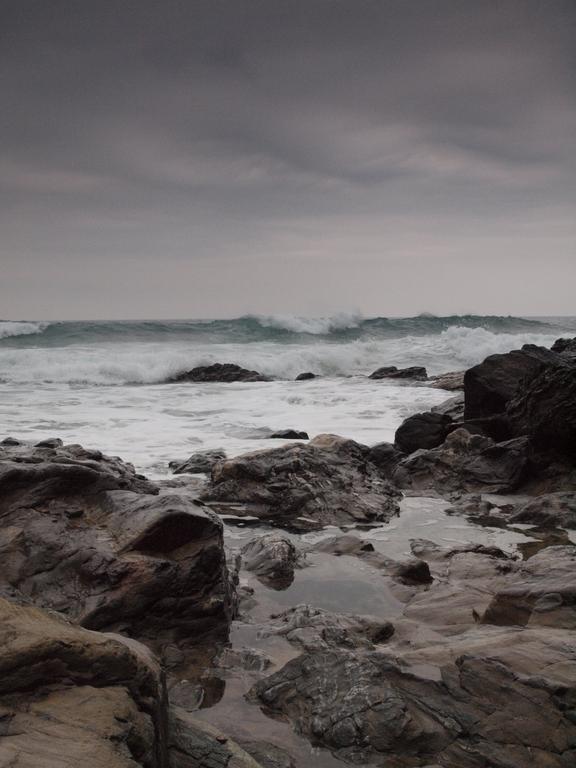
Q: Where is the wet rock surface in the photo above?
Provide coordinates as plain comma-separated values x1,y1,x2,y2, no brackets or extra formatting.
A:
369,365,427,380
0,441,235,644
268,430,309,440
201,434,401,530
241,533,304,589
394,411,453,453
428,370,465,390
170,449,227,475
167,363,271,383
393,428,529,494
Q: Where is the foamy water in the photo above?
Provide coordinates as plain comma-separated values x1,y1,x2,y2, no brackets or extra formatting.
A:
0,314,572,477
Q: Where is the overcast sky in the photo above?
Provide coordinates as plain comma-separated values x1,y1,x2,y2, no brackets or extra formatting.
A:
1,0,575,319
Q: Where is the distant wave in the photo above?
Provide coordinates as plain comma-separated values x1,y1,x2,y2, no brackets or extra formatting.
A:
0,320,49,340
0,324,564,386
0,313,566,349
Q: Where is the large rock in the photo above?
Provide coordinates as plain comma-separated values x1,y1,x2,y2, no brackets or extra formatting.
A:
507,364,576,460
201,434,401,530
369,365,427,381
392,428,529,493
463,344,566,419
0,441,235,645
168,363,271,383
551,336,576,358
510,492,576,529
248,648,576,766
0,595,164,768
394,411,453,454
482,545,576,629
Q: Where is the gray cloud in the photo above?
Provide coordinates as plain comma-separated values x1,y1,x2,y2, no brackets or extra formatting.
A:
1,0,575,318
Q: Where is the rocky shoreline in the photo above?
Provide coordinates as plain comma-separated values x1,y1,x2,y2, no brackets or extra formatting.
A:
0,337,575,767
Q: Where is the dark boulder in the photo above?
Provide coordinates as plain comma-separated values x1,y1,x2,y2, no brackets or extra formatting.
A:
168,363,271,383
463,344,566,419
268,430,309,440
551,336,576,358
295,372,317,381
170,448,227,475
367,441,404,477
201,434,401,530
369,365,427,381
394,411,452,453
507,364,576,459
392,428,529,494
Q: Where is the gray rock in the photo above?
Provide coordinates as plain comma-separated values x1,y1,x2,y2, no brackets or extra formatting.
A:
367,441,404,477
201,434,401,530
171,449,227,475
295,372,317,381
268,430,309,440
392,428,529,494
428,370,465,390
241,533,303,589
431,392,465,420
510,492,576,529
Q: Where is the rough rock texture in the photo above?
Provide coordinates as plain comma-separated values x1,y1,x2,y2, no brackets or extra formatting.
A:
241,533,303,589
428,370,465,390
510,492,576,529
170,449,227,475
463,344,567,419
168,363,271,383
0,441,235,643
369,365,427,381
366,441,404,478
238,741,295,768
0,595,164,768
295,372,317,381
394,411,453,454
201,434,401,530
507,365,576,459
551,336,576,358
268,430,309,440
249,647,576,767
482,546,576,629
392,428,529,494
262,604,394,651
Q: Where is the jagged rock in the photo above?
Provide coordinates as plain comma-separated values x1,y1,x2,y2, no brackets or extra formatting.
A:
510,492,576,529
369,365,427,381
0,596,163,768
551,336,576,358
463,344,568,419
295,372,317,381
482,546,576,629
241,533,303,589
167,363,271,383
392,428,529,493
428,370,465,390
201,434,401,530
170,449,227,475
394,411,453,454
507,364,576,459
0,441,235,644
248,648,576,766
268,430,309,440
263,604,394,651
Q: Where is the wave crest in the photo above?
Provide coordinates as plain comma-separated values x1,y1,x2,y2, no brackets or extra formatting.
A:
0,321,48,340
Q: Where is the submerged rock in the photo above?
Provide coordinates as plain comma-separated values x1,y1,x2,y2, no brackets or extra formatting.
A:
201,434,401,530
369,365,427,381
295,372,317,381
167,363,271,383
0,441,235,644
268,430,309,440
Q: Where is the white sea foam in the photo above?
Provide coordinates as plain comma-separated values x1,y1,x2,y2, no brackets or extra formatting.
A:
0,320,47,339
254,312,364,334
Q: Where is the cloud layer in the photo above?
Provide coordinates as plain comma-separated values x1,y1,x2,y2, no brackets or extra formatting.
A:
1,0,575,318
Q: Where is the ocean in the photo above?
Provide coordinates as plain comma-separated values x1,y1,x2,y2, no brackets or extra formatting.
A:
1,313,574,478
